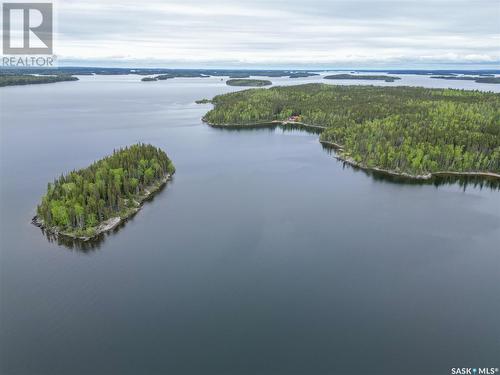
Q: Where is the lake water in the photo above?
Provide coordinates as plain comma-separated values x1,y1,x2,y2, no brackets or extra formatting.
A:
1,74,499,375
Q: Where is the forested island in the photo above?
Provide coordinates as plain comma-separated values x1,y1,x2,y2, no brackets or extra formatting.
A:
431,76,500,84
203,84,500,179
33,144,175,240
324,74,401,82
226,79,272,87
0,74,78,87
141,73,209,81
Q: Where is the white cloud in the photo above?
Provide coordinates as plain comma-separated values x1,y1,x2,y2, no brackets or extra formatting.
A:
51,0,500,67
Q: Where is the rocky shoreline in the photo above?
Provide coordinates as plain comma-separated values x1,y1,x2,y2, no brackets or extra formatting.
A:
320,140,500,180
202,118,326,132
32,174,172,242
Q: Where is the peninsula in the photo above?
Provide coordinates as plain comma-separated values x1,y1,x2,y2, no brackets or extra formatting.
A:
33,144,175,241
202,84,500,180
0,74,78,87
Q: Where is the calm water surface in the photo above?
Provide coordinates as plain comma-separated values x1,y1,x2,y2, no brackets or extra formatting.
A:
1,74,499,375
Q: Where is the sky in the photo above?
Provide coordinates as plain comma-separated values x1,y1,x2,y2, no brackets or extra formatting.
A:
7,0,500,68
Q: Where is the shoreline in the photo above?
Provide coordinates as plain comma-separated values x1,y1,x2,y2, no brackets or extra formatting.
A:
203,118,500,181
32,174,172,242
320,141,500,180
202,118,326,132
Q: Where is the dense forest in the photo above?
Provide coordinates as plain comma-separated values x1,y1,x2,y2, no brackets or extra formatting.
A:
36,144,175,238
226,79,272,87
0,74,78,87
204,84,500,176
324,74,401,82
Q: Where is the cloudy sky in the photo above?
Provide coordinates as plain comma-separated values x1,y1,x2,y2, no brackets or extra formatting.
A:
49,0,500,68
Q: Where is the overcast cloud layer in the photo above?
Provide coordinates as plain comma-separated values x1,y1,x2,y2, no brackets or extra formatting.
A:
37,0,500,67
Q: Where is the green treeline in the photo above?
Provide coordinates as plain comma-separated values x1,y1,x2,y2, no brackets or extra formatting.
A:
0,74,78,87
204,84,500,176
36,144,175,237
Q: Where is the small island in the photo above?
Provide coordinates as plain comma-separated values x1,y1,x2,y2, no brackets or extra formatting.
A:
141,76,158,82
0,74,78,87
202,84,500,180
226,79,272,87
33,144,175,241
324,74,401,82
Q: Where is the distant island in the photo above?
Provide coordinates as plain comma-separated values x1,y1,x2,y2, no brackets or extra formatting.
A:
289,72,320,78
431,76,500,84
324,74,401,82
226,79,272,87
228,73,251,78
0,74,78,87
212,72,318,80
141,72,209,81
202,84,500,180
0,67,321,78
1,67,498,80
33,144,175,241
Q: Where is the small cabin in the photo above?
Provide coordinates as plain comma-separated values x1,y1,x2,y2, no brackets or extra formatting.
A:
287,115,301,122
